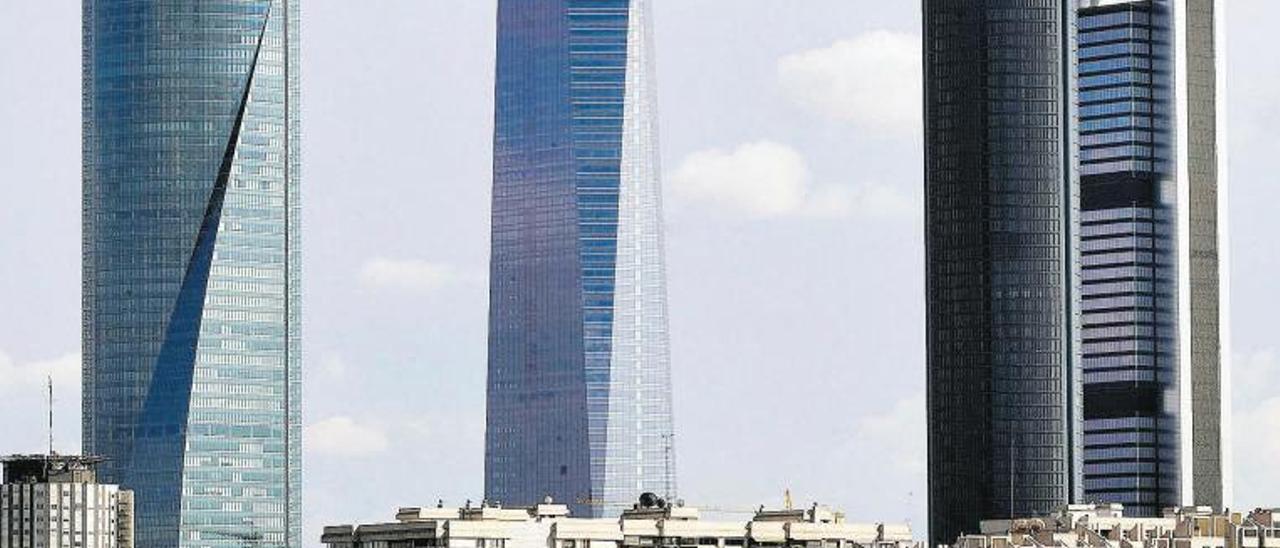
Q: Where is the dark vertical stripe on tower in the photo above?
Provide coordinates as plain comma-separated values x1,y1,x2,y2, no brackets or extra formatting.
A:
1060,0,1082,506
135,4,270,442
127,11,271,547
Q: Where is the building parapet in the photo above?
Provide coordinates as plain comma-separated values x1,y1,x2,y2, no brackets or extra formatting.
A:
950,505,1280,548
1,454,133,548
321,497,920,548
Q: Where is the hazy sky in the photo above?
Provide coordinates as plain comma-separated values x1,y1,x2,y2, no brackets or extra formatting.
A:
2,1,1278,545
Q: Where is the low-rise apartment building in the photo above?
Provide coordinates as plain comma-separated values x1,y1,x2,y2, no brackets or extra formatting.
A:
952,504,1280,548
0,455,133,548
321,497,918,548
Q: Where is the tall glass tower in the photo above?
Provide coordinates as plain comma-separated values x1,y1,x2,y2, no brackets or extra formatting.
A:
485,0,675,517
923,1,1082,545
1076,0,1230,514
81,1,302,547
1077,0,1178,516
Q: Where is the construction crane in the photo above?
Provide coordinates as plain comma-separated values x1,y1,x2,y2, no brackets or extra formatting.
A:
195,526,265,548
573,486,811,516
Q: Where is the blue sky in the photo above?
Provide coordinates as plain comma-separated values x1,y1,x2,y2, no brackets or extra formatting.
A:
2,1,1278,545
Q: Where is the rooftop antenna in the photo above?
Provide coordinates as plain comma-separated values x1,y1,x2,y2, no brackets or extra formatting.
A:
47,375,54,456
905,490,914,526
662,433,674,500
1009,430,1016,519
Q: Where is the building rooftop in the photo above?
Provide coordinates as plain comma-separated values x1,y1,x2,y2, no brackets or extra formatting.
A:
322,496,920,548
2,454,108,484
954,504,1280,548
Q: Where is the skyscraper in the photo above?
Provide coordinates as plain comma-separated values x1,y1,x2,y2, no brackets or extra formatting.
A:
1077,1,1180,515
925,0,1230,541
923,1,1082,545
1076,0,1230,514
82,1,301,547
1179,0,1231,512
485,0,675,517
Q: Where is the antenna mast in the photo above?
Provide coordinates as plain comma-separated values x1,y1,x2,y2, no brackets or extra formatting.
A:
48,376,54,455
663,433,674,499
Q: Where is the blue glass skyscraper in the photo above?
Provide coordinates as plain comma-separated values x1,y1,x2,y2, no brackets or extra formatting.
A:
82,1,301,547
1076,0,1230,515
485,0,675,517
1078,0,1180,516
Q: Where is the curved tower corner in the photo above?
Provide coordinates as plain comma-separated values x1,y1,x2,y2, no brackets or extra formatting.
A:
924,1,1082,545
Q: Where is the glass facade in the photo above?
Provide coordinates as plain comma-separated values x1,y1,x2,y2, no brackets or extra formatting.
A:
1077,1,1181,517
486,0,675,517
924,1,1082,545
82,1,302,547
1074,0,1230,513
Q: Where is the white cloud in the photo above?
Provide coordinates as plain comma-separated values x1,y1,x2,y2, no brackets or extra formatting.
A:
1232,348,1277,404
802,182,917,221
855,392,925,477
777,31,922,134
1232,348,1280,508
0,349,80,394
359,258,459,293
317,355,349,383
806,392,926,527
1234,395,1280,508
670,140,915,220
306,416,390,458
671,141,808,217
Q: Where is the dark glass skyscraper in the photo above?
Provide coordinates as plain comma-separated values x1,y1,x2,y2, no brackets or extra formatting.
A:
924,2,1082,545
485,0,675,517
1076,0,1230,514
1077,0,1180,516
925,1,1230,541
82,1,301,547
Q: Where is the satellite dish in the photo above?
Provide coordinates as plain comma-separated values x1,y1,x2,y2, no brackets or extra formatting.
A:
639,492,659,508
